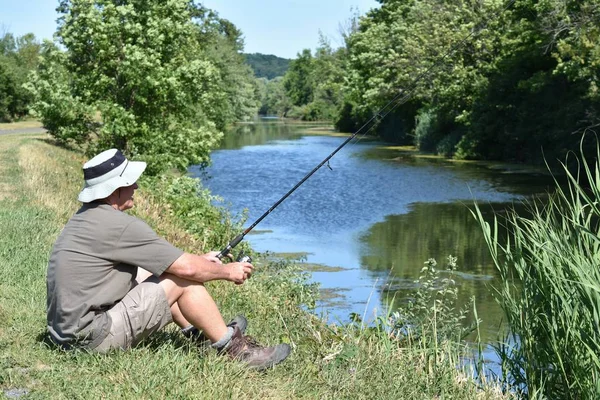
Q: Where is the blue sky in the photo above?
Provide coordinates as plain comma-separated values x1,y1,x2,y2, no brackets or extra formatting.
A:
0,0,379,59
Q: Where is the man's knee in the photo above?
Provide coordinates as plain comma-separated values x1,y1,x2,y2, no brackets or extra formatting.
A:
159,273,205,304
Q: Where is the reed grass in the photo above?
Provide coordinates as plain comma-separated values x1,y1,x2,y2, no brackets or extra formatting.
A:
473,138,600,399
0,134,508,399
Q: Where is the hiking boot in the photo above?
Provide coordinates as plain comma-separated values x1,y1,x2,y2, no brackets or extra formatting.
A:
223,326,291,371
182,315,248,345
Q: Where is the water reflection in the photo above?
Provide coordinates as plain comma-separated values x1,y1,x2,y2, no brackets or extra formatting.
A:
359,202,525,340
218,121,324,149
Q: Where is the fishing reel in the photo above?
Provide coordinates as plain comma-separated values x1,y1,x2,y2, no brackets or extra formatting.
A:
220,251,252,263
236,253,252,263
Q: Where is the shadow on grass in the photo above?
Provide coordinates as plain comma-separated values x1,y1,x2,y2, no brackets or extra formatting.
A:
35,328,208,356
36,330,61,350
36,137,81,153
139,329,207,352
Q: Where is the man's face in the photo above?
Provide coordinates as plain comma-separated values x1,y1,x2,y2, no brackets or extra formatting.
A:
116,182,138,211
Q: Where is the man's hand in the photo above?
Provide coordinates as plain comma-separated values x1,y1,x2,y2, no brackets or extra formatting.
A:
202,251,223,264
228,261,254,285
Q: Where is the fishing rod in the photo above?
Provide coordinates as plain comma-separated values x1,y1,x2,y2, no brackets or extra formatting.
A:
217,0,517,261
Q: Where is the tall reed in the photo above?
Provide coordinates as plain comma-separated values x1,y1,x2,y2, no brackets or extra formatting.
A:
473,139,600,399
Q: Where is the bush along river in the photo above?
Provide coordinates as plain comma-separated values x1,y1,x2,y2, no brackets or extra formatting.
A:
190,120,556,348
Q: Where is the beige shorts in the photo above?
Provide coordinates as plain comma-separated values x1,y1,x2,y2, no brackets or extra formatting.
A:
92,276,172,353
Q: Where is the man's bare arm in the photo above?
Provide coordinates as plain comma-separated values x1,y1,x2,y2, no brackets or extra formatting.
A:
166,252,253,284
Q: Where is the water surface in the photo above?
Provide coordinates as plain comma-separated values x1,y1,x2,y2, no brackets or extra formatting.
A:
191,121,554,341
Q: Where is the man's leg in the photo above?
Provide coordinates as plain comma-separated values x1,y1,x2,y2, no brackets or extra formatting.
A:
94,272,291,369
170,302,193,329
92,276,173,352
144,270,245,338
141,268,215,332
159,273,228,342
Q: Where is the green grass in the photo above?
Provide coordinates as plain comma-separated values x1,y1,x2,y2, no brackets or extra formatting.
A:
0,134,508,399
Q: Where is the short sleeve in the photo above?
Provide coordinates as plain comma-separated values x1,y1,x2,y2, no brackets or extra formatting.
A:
112,219,184,276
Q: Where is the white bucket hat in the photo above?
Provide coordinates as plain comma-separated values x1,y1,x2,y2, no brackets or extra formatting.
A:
78,149,146,203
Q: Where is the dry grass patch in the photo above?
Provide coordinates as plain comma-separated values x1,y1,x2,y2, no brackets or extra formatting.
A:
0,135,21,200
0,183,13,201
18,139,82,222
0,120,43,130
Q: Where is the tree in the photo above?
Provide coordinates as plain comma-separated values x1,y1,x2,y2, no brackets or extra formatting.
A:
546,0,600,133
0,32,40,121
27,0,237,174
304,33,345,121
25,41,97,143
455,0,600,163
195,9,260,128
337,0,599,164
283,49,315,107
268,76,292,117
278,33,347,122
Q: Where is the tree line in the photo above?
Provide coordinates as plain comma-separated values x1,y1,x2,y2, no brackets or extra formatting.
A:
273,0,600,165
4,0,599,171
244,53,290,80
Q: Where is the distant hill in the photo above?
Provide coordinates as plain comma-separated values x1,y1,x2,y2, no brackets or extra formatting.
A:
244,53,291,80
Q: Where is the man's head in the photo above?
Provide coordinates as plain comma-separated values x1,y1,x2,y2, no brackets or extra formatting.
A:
78,149,146,210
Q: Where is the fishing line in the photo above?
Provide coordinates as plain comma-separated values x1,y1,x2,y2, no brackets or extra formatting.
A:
217,0,518,260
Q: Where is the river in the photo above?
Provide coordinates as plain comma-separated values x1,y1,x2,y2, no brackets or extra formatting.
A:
190,120,555,344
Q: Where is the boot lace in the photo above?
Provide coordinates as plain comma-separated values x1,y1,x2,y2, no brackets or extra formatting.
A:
242,335,261,349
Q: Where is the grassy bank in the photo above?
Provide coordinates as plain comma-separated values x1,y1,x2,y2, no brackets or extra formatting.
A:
0,133,508,399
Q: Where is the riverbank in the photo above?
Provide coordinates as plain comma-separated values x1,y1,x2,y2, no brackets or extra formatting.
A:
0,132,508,398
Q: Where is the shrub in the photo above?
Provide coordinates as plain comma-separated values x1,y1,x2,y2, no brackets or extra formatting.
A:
389,256,475,347
414,108,438,152
138,174,248,254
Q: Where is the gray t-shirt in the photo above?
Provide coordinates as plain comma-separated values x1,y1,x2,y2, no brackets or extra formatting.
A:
46,203,184,348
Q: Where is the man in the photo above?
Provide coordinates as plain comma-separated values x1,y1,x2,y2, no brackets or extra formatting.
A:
46,149,291,370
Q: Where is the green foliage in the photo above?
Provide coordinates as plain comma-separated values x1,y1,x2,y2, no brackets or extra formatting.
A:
25,42,97,145
330,0,599,164
256,76,292,116
26,0,263,174
473,137,600,398
414,107,438,151
0,32,40,121
138,174,249,253
453,0,600,164
280,35,347,122
244,53,290,79
283,49,315,107
195,9,260,128
342,0,500,142
307,36,346,121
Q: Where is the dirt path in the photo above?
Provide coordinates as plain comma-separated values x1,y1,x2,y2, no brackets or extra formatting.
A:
0,127,47,136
